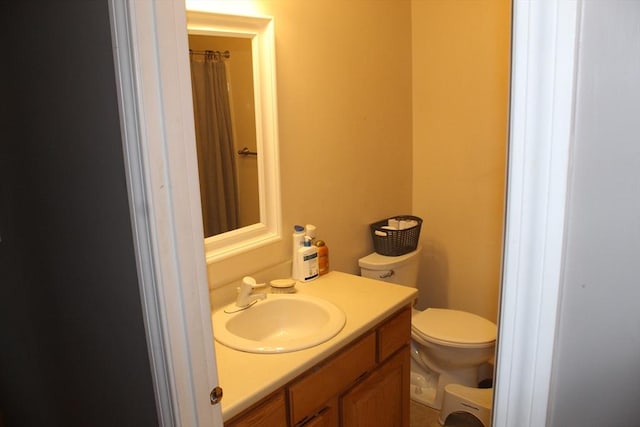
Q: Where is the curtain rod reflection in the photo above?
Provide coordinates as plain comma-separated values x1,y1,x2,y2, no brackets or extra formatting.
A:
237,147,257,156
189,49,231,59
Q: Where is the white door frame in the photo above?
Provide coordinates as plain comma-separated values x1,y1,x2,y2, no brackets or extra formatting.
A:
108,0,223,425
493,1,579,426
108,1,579,426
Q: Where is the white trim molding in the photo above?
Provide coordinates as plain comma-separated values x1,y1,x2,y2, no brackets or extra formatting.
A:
186,11,283,264
108,1,223,426
494,1,579,426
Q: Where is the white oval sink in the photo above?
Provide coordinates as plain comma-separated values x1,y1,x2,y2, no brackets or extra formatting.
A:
212,294,346,353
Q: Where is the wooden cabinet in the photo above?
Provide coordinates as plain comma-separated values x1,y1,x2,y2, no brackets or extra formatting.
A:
288,332,376,425
341,348,410,427
225,390,287,427
377,305,411,362
299,399,338,427
225,306,411,427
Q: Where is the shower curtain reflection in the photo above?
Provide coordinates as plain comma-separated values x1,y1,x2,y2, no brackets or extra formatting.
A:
189,51,239,236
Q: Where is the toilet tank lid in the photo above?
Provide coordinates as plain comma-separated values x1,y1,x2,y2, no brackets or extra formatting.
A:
358,247,422,270
412,308,496,344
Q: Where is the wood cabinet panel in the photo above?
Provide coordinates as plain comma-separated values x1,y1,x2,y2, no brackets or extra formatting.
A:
225,389,287,427
341,346,410,427
289,332,376,425
226,305,412,427
298,397,338,427
377,306,411,362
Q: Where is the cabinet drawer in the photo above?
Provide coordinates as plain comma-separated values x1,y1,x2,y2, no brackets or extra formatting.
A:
299,398,337,427
289,332,376,425
226,389,287,427
377,306,411,362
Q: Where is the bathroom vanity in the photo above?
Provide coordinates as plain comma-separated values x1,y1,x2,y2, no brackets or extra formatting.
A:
213,271,417,426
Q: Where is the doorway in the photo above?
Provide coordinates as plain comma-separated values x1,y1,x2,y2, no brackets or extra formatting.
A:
109,1,578,426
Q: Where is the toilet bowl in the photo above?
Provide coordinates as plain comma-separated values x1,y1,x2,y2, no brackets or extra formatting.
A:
358,248,497,410
410,308,495,409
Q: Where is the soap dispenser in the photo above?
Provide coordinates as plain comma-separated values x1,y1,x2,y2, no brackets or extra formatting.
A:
291,225,305,280
296,236,319,282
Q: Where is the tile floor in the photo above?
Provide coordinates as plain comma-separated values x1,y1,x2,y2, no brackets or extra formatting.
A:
410,401,442,427
410,401,485,427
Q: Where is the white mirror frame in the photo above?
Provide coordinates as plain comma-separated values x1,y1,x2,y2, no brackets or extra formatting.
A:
186,11,282,263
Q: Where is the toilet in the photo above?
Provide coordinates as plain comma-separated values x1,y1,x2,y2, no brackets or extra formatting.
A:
358,247,496,417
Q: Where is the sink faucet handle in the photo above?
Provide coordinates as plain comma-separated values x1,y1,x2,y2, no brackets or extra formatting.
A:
241,276,266,289
236,276,267,308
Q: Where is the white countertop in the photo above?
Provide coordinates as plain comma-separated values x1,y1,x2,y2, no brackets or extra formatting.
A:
214,270,417,421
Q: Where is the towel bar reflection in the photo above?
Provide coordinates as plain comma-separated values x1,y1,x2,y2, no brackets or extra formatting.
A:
237,147,258,156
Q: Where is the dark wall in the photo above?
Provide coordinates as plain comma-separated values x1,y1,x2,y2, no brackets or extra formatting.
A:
1,1,159,426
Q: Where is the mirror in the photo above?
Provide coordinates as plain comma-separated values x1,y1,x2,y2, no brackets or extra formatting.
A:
186,11,281,262
188,33,260,237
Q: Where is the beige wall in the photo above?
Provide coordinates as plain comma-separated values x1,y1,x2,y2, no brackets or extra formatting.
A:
195,0,511,324
412,1,511,322
203,0,414,287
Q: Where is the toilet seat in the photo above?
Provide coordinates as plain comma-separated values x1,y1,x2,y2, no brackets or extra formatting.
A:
411,308,496,348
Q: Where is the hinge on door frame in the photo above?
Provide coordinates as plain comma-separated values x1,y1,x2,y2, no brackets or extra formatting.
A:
210,386,223,405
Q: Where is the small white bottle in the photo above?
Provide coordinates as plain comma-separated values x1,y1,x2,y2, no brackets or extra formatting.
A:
291,225,305,280
297,236,319,282
305,224,317,244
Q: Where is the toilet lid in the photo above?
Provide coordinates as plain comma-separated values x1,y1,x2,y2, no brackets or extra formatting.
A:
412,308,496,345
358,247,422,270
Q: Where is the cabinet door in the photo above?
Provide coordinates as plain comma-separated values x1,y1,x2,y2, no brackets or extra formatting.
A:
226,390,287,427
341,346,410,427
298,398,338,427
289,333,376,425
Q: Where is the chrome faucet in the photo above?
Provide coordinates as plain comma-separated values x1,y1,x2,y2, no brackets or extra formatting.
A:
236,276,267,308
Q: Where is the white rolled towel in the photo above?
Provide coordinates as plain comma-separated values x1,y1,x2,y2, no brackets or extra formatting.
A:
399,219,418,229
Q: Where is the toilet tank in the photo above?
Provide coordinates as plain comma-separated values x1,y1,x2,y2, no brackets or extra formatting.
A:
358,247,421,288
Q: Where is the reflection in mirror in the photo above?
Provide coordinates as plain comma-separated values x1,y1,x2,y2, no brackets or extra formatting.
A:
188,34,260,237
186,11,281,263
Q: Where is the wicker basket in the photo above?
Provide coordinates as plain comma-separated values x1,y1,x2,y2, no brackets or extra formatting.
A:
369,215,423,256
